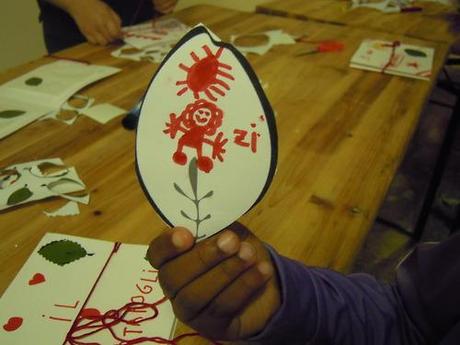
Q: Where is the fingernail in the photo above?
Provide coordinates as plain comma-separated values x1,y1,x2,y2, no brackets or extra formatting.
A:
257,262,273,276
238,242,255,262
217,232,238,254
172,232,184,248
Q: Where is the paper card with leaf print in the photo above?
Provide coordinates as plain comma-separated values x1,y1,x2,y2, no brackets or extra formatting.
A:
0,158,89,211
136,25,277,240
0,60,120,139
0,232,176,345
350,39,434,80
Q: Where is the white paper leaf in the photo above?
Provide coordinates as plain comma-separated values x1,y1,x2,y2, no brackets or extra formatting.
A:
136,25,277,240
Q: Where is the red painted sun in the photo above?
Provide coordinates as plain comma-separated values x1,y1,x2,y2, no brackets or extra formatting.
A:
176,45,234,101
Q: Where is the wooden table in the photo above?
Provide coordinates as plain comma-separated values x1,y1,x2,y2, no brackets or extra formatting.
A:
0,4,450,344
257,0,459,44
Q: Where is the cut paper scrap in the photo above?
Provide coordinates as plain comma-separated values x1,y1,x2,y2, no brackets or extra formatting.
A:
0,61,120,139
81,103,126,124
41,94,95,125
44,201,79,217
231,29,296,56
0,233,176,344
0,158,89,211
111,43,173,64
136,25,277,241
123,17,190,50
350,39,434,80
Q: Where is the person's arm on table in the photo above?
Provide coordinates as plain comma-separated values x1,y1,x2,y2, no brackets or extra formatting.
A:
42,0,122,46
147,224,459,344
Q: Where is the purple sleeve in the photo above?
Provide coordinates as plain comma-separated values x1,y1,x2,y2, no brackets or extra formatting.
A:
248,246,425,345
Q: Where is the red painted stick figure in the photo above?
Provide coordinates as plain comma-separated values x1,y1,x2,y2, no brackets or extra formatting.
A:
163,99,228,173
176,45,234,101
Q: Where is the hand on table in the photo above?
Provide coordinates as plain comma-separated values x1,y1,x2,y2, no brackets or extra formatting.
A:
147,224,281,340
152,0,178,14
66,0,122,46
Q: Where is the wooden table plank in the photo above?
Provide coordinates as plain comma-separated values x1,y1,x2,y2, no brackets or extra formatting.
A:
0,5,450,344
257,0,459,44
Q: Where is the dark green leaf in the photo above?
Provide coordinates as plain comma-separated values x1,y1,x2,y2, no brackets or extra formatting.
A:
189,158,198,199
200,190,214,200
0,110,26,119
25,77,43,86
180,210,194,221
7,187,33,205
404,49,427,58
38,239,89,266
173,183,190,199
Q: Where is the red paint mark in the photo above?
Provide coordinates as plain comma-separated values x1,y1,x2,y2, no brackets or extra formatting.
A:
164,99,228,173
176,45,234,101
234,127,260,153
28,272,45,285
79,308,101,320
3,317,23,332
54,300,79,309
48,316,72,322
317,41,344,53
123,327,143,336
381,41,401,73
259,115,265,122
407,61,419,68
250,123,256,128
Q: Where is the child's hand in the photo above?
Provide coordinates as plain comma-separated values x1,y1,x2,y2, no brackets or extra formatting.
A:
147,224,280,340
66,0,122,46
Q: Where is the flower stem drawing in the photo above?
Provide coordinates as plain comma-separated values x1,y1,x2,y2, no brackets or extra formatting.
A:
173,158,213,239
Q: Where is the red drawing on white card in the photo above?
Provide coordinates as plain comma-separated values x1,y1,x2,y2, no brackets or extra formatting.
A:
164,99,227,173
3,317,23,332
28,273,46,285
176,45,235,101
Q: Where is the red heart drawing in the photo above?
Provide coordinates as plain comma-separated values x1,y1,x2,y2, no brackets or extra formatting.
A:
79,308,101,320
3,317,23,332
28,273,45,285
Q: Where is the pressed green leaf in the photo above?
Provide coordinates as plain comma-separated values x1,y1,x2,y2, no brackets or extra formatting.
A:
200,190,214,200
189,158,198,199
25,77,43,86
404,49,427,58
173,183,190,199
0,110,26,119
180,210,194,221
7,187,33,205
38,239,89,266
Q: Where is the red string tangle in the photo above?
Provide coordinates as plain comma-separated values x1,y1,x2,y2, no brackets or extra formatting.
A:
381,41,401,74
63,243,221,345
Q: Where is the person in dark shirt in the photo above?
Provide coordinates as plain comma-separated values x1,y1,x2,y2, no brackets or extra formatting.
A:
147,223,460,344
38,0,177,53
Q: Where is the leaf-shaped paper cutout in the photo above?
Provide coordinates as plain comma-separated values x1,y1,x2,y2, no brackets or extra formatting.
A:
189,158,198,199
25,77,43,86
47,178,84,194
7,187,33,205
0,169,20,190
404,49,427,58
0,110,26,119
38,239,90,266
36,162,69,177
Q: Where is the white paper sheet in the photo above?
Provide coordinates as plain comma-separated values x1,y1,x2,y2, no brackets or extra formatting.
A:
81,103,126,124
0,233,176,344
44,201,80,217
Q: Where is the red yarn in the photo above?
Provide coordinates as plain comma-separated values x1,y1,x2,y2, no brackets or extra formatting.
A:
381,41,401,74
63,243,221,345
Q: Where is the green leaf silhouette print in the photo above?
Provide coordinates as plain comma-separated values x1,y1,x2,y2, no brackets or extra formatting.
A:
38,239,93,266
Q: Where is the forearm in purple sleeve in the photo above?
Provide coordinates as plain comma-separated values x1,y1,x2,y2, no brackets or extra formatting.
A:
248,246,425,345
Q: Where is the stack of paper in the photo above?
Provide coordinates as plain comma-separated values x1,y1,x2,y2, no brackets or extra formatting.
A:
0,233,176,344
0,60,120,139
112,18,190,63
350,39,434,80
